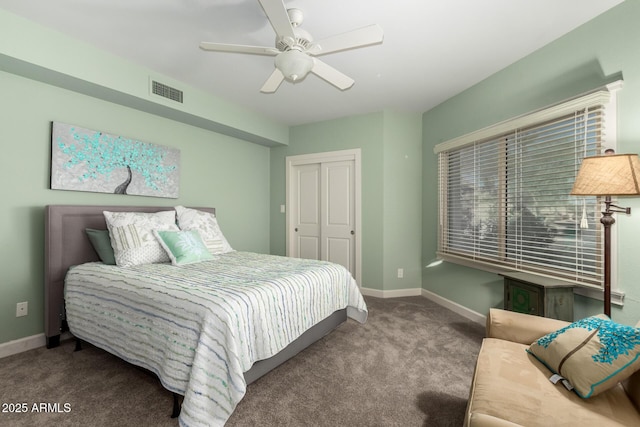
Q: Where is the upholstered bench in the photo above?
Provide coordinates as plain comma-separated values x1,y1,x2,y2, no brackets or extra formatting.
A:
465,308,640,426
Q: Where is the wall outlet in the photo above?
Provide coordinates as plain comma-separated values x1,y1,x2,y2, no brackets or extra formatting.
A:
397,268,404,279
16,301,28,317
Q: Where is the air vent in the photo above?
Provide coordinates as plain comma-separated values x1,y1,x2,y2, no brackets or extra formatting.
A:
151,80,183,103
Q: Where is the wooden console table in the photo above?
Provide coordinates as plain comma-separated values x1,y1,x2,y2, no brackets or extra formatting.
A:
500,272,574,321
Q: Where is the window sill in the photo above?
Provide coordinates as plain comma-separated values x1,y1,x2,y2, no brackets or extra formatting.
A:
573,286,625,307
435,253,625,307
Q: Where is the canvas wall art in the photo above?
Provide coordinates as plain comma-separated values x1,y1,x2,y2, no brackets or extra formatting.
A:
51,122,180,198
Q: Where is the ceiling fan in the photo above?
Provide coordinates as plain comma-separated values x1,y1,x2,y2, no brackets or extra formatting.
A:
199,0,384,93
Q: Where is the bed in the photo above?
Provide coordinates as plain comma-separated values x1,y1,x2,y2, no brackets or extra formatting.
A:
44,204,367,426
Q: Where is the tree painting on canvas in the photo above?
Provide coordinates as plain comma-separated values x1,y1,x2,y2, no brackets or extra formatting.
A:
51,122,180,198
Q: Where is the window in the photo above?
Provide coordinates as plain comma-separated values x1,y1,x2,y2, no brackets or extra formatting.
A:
435,84,620,287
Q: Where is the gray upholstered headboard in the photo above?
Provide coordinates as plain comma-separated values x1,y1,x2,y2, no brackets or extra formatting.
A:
44,205,215,348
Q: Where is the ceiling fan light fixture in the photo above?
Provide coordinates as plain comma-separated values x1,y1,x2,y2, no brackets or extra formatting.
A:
275,49,314,82
200,1,383,92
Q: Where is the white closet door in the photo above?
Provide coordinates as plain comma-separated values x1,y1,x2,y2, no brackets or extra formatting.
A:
291,163,321,260
287,149,361,285
321,160,355,273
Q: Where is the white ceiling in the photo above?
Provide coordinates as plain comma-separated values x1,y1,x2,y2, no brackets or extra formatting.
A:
0,0,624,127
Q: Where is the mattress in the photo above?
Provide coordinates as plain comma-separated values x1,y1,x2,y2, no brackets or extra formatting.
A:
64,251,368,426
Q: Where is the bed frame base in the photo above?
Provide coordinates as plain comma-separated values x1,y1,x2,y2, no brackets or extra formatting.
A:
46,335,60,349
243,308,347,384
168,308,346,419
171,393,181,418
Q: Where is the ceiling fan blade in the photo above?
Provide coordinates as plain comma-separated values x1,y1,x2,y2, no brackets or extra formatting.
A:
310,59,354,91
261,68,285,93
199,42,278,56
258,0,296,42
308,24,384,56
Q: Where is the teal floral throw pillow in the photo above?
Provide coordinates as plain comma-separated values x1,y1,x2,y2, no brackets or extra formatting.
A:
528,315,640,398
154,229,214,266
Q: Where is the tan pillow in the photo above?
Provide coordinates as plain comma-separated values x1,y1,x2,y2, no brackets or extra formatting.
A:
528,314,640,398
174,206,233,255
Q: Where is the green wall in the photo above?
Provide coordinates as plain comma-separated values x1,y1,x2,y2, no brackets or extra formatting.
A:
0,70,271,344
0,8,288,147
422,0,640,325
382,111,423,290
270,110,422,292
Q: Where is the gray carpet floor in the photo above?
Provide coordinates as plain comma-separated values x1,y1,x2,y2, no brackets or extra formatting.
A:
0,296,485,426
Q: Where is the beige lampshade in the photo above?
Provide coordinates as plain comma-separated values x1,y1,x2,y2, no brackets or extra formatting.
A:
571,153,640,196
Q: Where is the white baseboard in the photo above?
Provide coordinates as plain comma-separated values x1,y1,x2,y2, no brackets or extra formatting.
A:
0,333,46,359
360,287,423,298
0,332,74,359
421,289,486,325
361,286,486,325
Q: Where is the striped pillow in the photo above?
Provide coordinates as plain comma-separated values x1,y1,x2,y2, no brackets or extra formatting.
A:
103,210,178,267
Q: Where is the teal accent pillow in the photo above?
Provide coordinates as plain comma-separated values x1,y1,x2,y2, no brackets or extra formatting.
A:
85,228,116,265
154,229,214,266
528,315,640,398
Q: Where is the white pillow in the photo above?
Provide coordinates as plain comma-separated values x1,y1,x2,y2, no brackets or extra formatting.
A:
103,210,179,267
174,206,233,255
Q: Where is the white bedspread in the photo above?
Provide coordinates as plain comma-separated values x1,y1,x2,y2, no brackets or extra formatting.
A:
64,251,367,426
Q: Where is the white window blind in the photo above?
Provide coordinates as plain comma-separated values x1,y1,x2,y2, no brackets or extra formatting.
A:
435,87,618,286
